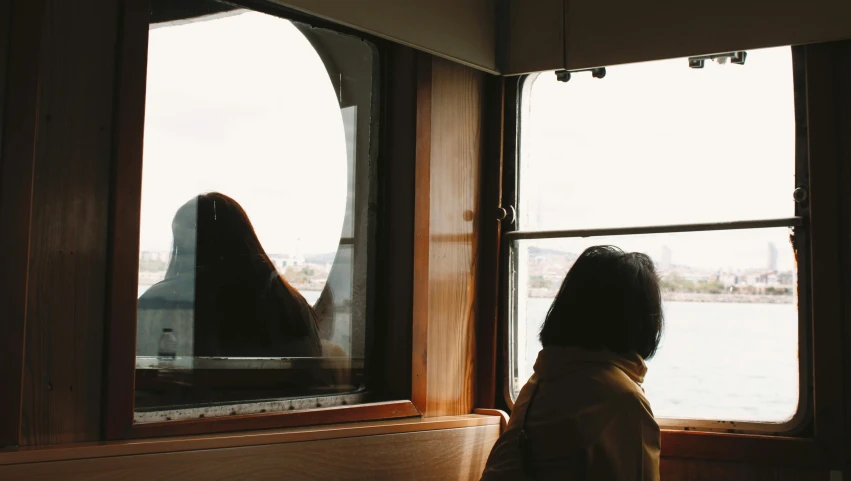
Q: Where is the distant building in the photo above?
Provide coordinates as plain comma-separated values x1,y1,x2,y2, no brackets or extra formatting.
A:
659,245,672,270
270,254,305,270
767,242,778,271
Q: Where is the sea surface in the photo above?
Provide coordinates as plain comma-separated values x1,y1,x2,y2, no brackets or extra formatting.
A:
138,282,798,423
519,298,800,423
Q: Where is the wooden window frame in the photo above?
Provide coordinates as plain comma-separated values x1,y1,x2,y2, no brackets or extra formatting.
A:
489,42,849,469
103,0,419,440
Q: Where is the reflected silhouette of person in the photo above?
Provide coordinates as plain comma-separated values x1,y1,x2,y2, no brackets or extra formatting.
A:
137,192,322,360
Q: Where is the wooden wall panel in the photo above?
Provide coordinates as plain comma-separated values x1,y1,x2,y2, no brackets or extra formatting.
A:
661,458,830,481
0,424,500,481
102,0,150,441
0,0,44,448
19,0,121,446
413,55,486,417
805,42,848,466
271,0,497,74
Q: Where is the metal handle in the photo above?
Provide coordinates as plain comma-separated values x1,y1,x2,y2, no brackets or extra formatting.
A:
497,205,516,225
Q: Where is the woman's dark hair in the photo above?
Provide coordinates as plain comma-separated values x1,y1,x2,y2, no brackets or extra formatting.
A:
165,192,321,358
538,245,664,360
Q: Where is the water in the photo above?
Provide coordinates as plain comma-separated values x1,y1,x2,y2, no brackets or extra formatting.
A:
520,299,799,423
139,283,799,422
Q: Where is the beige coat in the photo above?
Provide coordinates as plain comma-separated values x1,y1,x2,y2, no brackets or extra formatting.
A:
480,347,660,481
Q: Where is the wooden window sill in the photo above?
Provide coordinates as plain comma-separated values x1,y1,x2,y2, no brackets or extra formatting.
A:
0,414,501,466
475,410,831,469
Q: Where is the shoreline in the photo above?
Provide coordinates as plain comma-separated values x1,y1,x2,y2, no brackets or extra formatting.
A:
529,290,794,304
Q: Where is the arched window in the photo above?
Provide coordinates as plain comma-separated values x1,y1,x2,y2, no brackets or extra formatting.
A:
132,2,377,422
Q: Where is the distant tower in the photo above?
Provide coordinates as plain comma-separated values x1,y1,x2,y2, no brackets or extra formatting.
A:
660,245,672,270
767,242,778,271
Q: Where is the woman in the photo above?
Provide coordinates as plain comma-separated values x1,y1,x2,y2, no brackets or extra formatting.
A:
138,192,322,359
480,245,664,481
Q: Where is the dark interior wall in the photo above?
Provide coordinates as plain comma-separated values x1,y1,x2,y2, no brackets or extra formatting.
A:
0,0,27,449
149,0,236,24
17,0,122,445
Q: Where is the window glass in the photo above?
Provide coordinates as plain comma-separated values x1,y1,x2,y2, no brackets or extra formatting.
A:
519,48,795,231
512,47,802,425
135,4,377,420
510,228,799,422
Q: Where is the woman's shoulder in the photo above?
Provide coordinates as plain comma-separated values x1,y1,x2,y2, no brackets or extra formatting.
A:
138,276,195,305
541,359,645,402
595,362,648,396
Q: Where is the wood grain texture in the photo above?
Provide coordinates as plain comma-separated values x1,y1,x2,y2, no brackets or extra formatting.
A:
425,56,484,416
102,0,150,441
0,0,44,446
19,0,120,446
660,458,829,481
0,414,500,465
0,424,500,481
411,52,433,413
473,408,507,433
0,0,45,449
413,55,486,417
804,42,847,466
660,431,830,469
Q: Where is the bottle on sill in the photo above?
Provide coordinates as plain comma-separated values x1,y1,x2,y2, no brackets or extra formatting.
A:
158,328,178,362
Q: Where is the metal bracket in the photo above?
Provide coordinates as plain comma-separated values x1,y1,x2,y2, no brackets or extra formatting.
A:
555,67,606,83
497,205,516,225
688,51,747,69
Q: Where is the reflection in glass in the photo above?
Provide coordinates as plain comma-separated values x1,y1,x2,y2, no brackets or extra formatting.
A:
134,5,374,419
510,228,799,422
137,193,346,409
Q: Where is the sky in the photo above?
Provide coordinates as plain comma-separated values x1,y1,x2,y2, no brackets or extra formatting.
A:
519,47,798,271
139,11,348,256
140,13,797,271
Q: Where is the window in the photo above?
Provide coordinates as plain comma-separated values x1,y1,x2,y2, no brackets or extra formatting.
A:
507,46,808,432
134,1,378,422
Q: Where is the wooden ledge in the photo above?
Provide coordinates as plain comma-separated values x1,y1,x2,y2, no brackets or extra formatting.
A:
0,414,500,466
473,408,509,432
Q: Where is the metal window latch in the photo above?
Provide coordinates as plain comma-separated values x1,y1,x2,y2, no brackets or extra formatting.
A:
793,187,808,204
688,51,747,69
555,67,606,83
497,205,516,224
